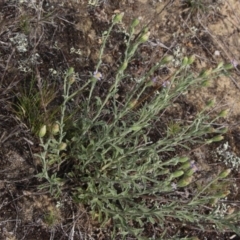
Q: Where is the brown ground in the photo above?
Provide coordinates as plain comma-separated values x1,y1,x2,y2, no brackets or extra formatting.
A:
0,0,240,239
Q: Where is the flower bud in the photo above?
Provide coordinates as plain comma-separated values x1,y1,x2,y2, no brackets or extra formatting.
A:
215,190,230,198
218,169,231,179
206,135,224,144
203,127,215,133
142,27,149,34
212,135,224,142
217,127,228,134
161,55,173,64
205,68,213,76
199,68,212,78
182,57,188,66
131,18,140,28
227,207,235,215
206,99,215,107
139,31,150,43
59,142,67,151
209,197,218,206
218,109,229,118
177,176,193,187
224,63,234,70
188,55,195,64
39,125,47,138
129,99,138,108
201,80,211,87
180,161,191,170
68,74,75,84
128,45,138,57
51,123,60,135
185,168,195,177
217,62,224,69
131,125,142,131
170,170,184,179
159,169,170,175
119,61,128,72
113,12,124,23
178,156,189,163
67,67,74,75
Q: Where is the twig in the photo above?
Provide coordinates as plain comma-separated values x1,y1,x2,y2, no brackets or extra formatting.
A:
6,184,20,235
0,48,15,84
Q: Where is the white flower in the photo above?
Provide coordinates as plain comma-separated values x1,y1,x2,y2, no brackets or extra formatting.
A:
93,71,102,80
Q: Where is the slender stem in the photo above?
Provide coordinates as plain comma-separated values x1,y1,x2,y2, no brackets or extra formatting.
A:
190,177,219,204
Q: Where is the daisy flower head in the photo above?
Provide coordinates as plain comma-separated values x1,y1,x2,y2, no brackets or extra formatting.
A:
162,80,170,88
93,71,102,81
231,59,238,68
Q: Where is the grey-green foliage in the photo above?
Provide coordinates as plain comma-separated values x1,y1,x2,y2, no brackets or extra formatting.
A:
37,14,239,239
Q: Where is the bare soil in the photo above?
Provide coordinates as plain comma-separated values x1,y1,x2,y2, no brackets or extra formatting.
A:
0,0,240,239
